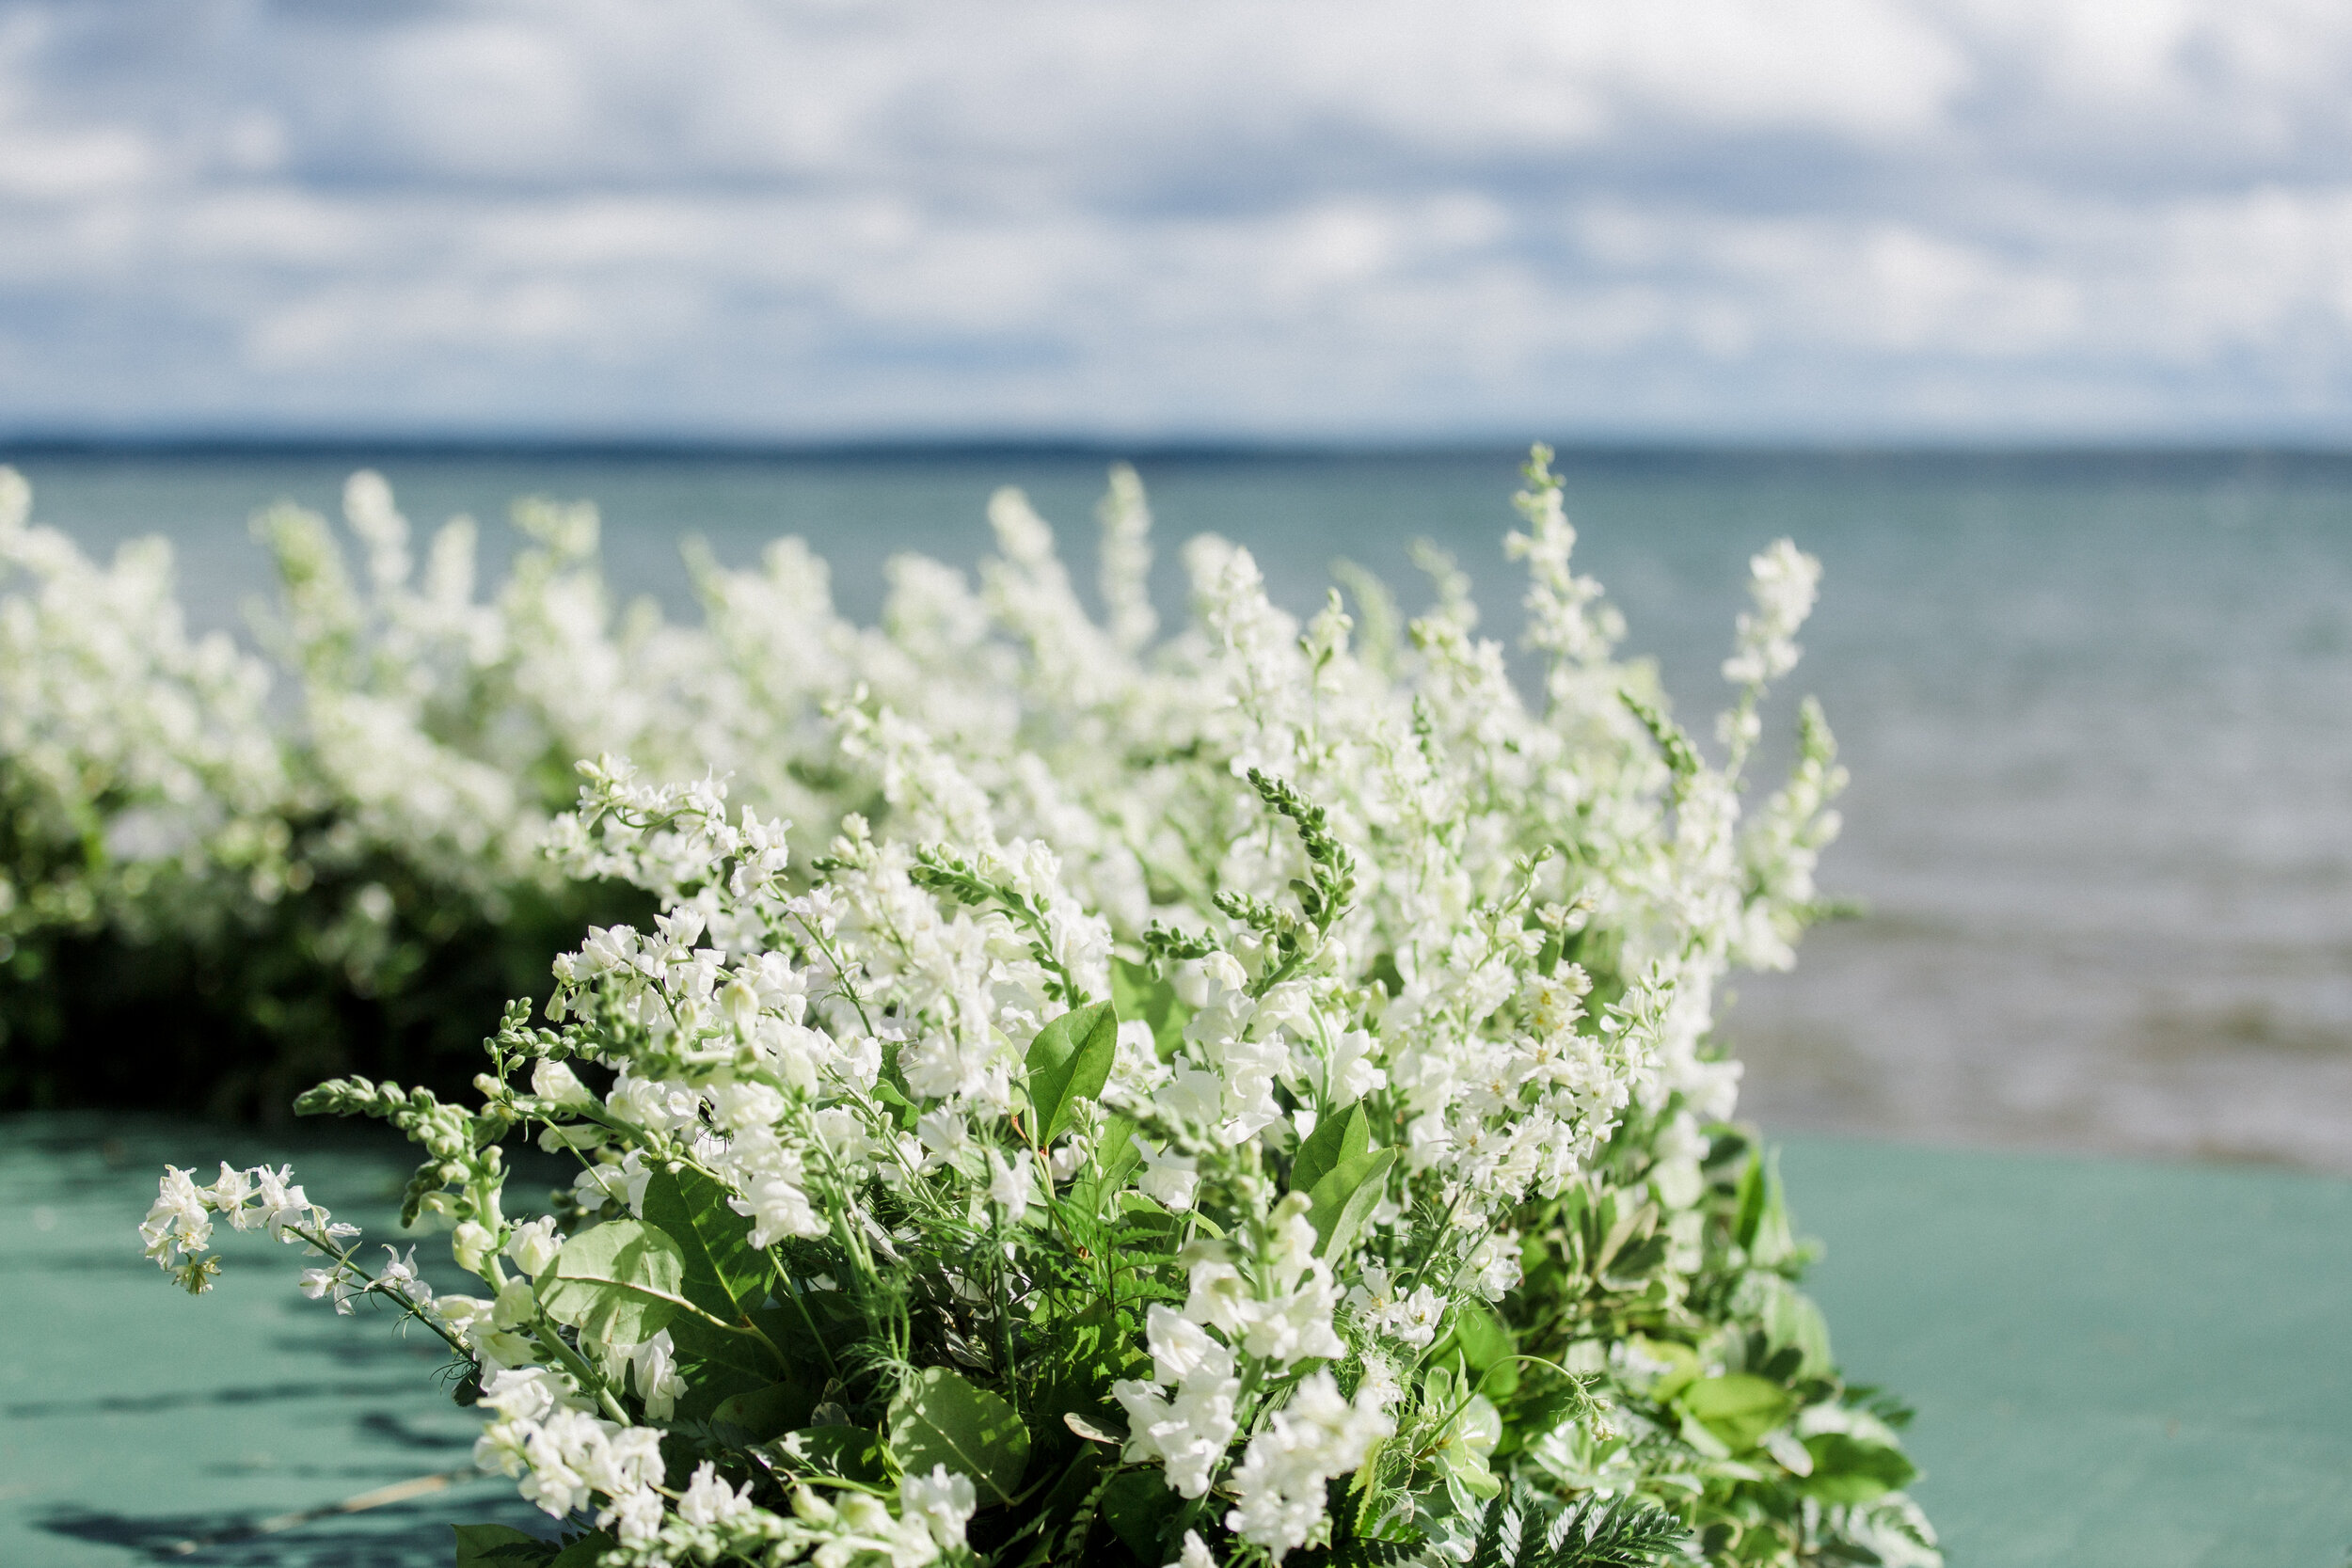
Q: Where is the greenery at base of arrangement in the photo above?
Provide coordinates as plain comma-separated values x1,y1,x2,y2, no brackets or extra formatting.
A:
118,451,1932,1565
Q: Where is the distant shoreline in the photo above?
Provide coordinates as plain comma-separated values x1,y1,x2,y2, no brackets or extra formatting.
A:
7,435,2352,480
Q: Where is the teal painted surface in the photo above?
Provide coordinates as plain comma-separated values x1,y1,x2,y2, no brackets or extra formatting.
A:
1783,1139,2352,1567
7,1117,2351,1565
0,1117,546,1565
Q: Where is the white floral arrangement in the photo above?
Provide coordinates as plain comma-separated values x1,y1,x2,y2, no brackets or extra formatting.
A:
131,451,1932,1567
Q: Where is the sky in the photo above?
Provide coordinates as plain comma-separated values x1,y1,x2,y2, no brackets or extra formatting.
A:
4,0,2352,444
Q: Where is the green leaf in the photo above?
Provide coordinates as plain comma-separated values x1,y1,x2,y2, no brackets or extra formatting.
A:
711,1377,818,1440
1678,1373,1795,1452
1756,1275,1836,1380
536,1218,690,1344
641,1164,769,1318
1111,957,1190,1061
1305,1147,1395,1261
549,1533,617,1568
1099,1467,1176,1558
1734,1148,1795,1266
1799,1433,1919,1504
1025,1000,1119,1148
1291,1101,1370,1196
453,1525,555,1566
1450,1303,1518,1398
887,1366,1031,1508
771,1424,890,1486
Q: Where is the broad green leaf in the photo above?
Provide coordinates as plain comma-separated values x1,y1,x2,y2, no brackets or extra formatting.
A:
641,1164,769,1317
537,1219,689,1344
712,1378,818,1440
1449,1297,1524,1372
1290,1100,1370,1196
1098,1467,1176,1558
1626,1336,1702,1402
1111,957,1189,1061
1025,1000,1119,1148
661,1172,763,1303
549,1533,617,1568
1305,1146,1395,1261
453,1525,555,1566
1678,1373,1795,1452
771,1425,890,1486
888,1367,1031,1507
1799,1433,1918,1503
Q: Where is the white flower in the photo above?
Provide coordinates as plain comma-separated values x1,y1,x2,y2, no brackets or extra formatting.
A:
1134,1137,1200,1212
1224,1372,1394,1555
627,1330,683,1418
987,1147,1036,1217
676,1460,755,1527
899,1464,977,1548
530,1058,596,1110
1168,1529,1219,1568
505,1216,563,1277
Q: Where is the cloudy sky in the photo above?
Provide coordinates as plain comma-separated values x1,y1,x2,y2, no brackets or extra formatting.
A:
4,0,2351,443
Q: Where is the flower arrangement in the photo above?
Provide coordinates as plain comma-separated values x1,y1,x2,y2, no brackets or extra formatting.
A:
135,451,1937,1566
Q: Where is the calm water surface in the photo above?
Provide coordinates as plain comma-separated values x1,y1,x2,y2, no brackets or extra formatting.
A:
10,447,2352,1169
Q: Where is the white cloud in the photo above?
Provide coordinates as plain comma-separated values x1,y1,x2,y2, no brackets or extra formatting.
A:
0,0,2348,437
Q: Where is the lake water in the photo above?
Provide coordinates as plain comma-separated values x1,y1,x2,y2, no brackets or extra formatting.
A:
9,446,2352,1170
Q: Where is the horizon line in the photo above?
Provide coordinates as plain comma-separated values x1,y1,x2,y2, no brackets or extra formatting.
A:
8,430,2352,465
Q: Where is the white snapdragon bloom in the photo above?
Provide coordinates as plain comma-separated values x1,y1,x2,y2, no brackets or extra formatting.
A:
1722,538,1821,689
530,1058,596,1110
571,1148,653,1216
1346,1264,1444,1348
1134,1137,1200,1212
898,1465,977,1549
707,1076,787,1132
297,1263,359,1314
1112,1306,1241,1499
627,1330,683,1418
1224,1371,1394,1555
1184,1200,1344,1369
505,1216,563,1277
677,1460,755,1527
601,1484,665,1546
139,1165,212,1265
987,1147,1037,1217
1168,1531,1219,1568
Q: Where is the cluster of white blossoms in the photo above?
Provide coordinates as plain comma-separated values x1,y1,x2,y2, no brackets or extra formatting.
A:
133,453,1938,1568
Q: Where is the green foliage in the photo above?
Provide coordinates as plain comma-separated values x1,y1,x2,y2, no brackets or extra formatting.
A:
537,1219,689,1344
887,1366,1032,1508
1025,1000,1119,1148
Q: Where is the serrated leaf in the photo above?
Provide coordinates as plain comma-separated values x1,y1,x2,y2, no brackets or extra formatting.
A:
1291,1100,1370,1196
1025,1000,1119,1148
1305,1146,1395,1261
888,1366,1031,1508
536,1219,690,1344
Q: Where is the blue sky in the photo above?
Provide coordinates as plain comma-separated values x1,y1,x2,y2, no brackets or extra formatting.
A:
4,0,2351,443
